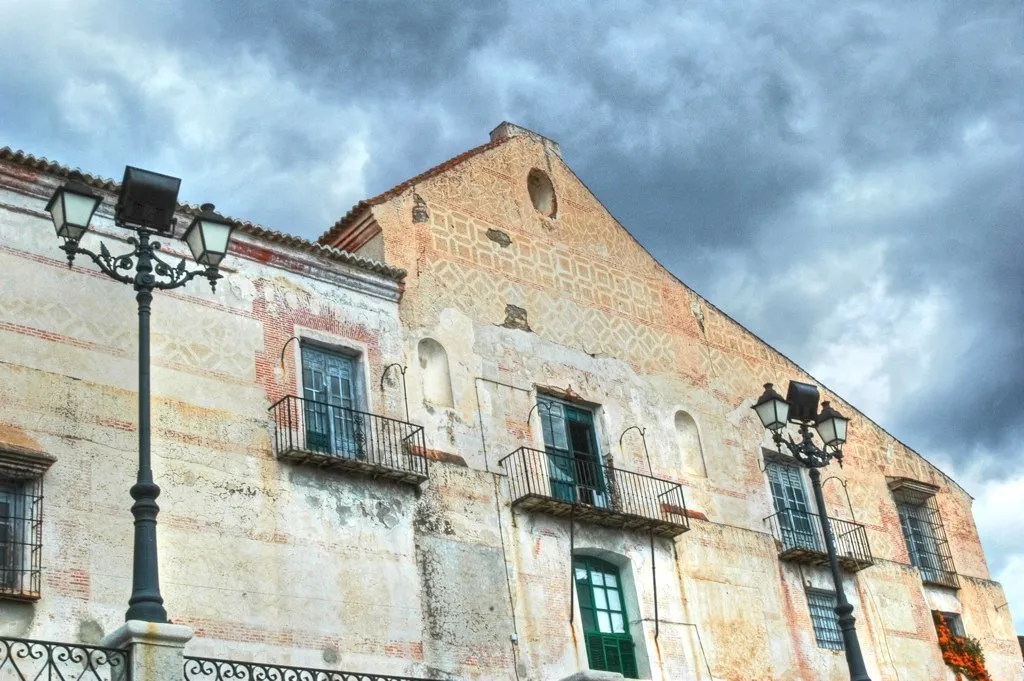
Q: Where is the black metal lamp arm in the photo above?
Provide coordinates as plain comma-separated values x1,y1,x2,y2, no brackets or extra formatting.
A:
60,234,220,291
60,238,137,285
772,425,835,469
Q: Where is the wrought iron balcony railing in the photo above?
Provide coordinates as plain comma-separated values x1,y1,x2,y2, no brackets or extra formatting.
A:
184,656,436,681
0,637,128,681
499,447,690,537
270,395,428,485
765,508,873,572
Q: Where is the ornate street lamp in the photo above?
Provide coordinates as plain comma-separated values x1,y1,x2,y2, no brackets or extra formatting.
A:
752,381,869,681
46,167,236,623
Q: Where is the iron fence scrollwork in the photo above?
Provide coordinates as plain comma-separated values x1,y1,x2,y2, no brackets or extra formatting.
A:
184,656,436,681
0,637,128,681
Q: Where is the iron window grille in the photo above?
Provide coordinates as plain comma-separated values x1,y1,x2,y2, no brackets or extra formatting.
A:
806,589,844,651
891,484,958,589
0,476,43,600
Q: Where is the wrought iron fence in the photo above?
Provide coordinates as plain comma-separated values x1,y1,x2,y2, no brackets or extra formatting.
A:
0,637,128,681
184,656,436,681
499,447,689,532
765,507,873,569
270,395,427,479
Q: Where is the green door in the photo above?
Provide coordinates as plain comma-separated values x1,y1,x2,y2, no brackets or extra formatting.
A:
538,398,607,507
301,346,363,458
767,462,821,552
574,556,638,678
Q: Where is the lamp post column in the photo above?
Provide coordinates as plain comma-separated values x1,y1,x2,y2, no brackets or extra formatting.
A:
809,467,870,681
125,232,167,623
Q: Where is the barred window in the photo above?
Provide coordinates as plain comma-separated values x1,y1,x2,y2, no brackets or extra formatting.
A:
0,476,43,600
807,589,844,650
890,481,958,589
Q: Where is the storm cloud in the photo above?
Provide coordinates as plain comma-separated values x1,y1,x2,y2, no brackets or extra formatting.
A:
1,0,1021,625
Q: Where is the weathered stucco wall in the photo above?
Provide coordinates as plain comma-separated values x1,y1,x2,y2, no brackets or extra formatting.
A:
0,132,1020,681
353,128,1020,680
0,161,475,679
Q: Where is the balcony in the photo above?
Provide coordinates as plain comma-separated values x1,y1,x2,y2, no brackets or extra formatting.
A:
270,395,428,485
498,447,690,537
765,508,873,572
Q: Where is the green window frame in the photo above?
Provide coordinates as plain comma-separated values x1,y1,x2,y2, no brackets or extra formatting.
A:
538,397,608,508
766,461,821,552
301,344,364,458
574,556,638,678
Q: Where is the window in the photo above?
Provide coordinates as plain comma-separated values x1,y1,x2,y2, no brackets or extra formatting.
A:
766,461,821,552
301,345,364,459
574,556,638,678
0,476,43,600
417,338,454,407
807,589,844,650
890,480,957,588
538,397,607,507
935,611,965,637
527,168,557,217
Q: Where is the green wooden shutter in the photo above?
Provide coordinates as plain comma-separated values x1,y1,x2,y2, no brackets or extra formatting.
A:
618,638,638,678
585,633,607,672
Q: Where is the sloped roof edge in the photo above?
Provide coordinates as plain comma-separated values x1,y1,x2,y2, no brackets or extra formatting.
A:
318,136,512,246
0,147,406,282
315,132,971,500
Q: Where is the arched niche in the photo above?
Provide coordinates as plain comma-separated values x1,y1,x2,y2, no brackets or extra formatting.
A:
674,410,707,477
417,338,454,408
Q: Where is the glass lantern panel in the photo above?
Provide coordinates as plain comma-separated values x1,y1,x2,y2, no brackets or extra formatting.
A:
200,221,232,262
834,417,848,442
49,195,66,235
64,191,99,228
185,222,205,263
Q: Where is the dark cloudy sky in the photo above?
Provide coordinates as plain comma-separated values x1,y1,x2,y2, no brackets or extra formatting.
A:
2,1,1022,627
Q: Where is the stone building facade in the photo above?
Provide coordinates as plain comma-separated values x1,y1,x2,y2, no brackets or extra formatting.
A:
0,124,1020,681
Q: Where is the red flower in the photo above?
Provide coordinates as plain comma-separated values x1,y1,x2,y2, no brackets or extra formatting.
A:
933,613,990,681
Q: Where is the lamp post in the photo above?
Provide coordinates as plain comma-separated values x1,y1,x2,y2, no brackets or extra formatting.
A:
46,167,236,623
752,380,871,681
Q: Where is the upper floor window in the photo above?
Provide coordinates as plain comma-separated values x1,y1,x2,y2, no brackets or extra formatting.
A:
538,397,607,508
574,556,638,678
766,460,821,553
806,589,843,650
0,473,44,601
889,479,958,588
301,344,364,459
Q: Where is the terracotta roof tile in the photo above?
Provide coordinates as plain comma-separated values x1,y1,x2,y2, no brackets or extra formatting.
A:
0,147,405,282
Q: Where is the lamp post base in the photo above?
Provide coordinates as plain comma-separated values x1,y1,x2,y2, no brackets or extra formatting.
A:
103,620,193,681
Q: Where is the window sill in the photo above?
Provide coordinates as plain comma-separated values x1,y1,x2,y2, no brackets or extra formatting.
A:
0,589,41,602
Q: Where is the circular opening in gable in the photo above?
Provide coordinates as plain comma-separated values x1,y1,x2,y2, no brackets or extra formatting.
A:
527,168,557,217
